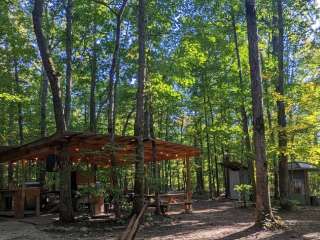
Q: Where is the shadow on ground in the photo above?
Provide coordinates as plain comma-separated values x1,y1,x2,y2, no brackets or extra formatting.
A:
138,200,320,240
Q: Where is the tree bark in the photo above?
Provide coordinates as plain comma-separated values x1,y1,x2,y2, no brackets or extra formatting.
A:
276,0,289,208
207,96,220,196
39,68,48,186
32,0,66,134
33,0,73,223
89,31,97,132
150,104,161,215
122,107,135,136
133,0,146,214
262,50,279,199
13,59,24,145
8,105,14,188
203,94,215,198
64,0,73,129
245,0,275,224
212,136,220,196
230,7,256,196
106,0,128,218
59,144,74,223
194,131,204,195
40,68,48,137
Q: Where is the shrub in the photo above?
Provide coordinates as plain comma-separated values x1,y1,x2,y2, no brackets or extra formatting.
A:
234,184,253,207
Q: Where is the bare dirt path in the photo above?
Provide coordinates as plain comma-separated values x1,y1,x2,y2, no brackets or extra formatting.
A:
0,219,53,240
0,200,320,240
138,200,320,240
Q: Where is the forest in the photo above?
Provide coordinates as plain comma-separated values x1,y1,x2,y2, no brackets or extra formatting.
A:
0,0,319,239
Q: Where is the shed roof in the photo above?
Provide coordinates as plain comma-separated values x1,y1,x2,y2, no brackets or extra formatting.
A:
288,162,319,171
0,132,200,166
220,161,247,171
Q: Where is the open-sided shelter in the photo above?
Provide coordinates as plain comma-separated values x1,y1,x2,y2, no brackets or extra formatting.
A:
0,132,200,218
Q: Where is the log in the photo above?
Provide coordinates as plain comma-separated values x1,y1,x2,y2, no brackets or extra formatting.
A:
119,214,136,240
119,203,148,240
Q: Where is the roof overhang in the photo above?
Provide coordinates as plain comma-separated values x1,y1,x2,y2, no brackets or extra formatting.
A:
0,132,200,166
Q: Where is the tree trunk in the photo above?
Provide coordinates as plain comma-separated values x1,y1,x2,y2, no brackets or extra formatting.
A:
39,68,48,186
8,106,14,188
194,132,204,195
122,107,135,136
14,59,24,145
212,136,220,196
32,0,73,223
40,68,48,137
64,0,72,129
32,0,66,134
262,51,279,199
245,0,275,225
107,0,128,218
150,104,161,215
276,0,289,208
89,31,97,132
59,144,74,223
133,0,146,215
164,113,170,192
203,95,215,198
230,7,256,196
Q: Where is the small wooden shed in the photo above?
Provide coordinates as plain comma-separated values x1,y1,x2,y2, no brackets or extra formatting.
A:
221,161,249,200
288,161,319,205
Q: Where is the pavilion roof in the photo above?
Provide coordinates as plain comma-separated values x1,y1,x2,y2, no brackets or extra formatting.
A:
0,132,200,166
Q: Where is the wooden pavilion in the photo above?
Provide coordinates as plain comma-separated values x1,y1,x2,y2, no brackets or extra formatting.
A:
0,132,199,165
0,132,200,218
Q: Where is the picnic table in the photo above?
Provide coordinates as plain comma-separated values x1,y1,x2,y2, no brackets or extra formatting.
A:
127,192,192,214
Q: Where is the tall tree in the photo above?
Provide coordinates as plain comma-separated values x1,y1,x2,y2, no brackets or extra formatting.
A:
276,0,289,208
89,31,97,132
133,0,146,214
106,0,128,218
245,0,275,224
64,0,73,129
13,58,24,145
262,52,280,199
203,90,215,198
230,7,255,194
32,0,73,223
39,69,48,186
40,69,48,137
32,0,66,134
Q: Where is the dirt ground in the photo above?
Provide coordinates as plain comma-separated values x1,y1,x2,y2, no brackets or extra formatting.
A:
1,199,320,240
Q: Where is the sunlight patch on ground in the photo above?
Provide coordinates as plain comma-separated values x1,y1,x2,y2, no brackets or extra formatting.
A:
303,232,320,240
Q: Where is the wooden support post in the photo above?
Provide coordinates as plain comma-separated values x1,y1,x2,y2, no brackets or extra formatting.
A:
185,156,192,213
59,143,74,222
8,161,14,190
36,192,41,217
305,170,310,205
0,163,4,189
14,160,26,219
14,189,25,219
